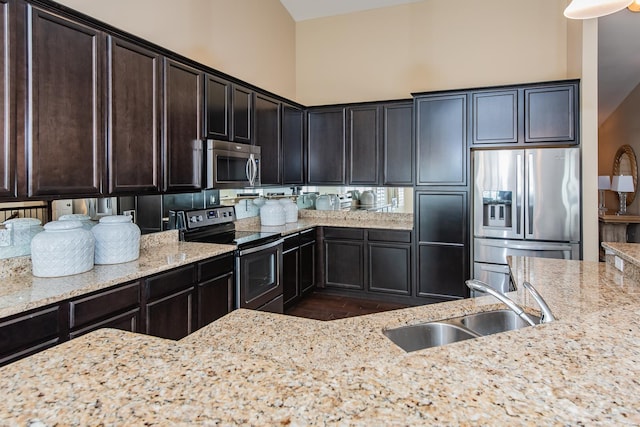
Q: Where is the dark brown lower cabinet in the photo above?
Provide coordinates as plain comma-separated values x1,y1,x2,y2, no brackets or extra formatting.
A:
283,229,316,310
145,287,194,340
196,254,234,330
299,230,316,296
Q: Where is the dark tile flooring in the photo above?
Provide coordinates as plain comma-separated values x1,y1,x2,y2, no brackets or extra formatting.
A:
285,291,410,321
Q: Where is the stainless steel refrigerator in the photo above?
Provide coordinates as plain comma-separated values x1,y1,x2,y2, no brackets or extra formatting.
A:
472,148,581,294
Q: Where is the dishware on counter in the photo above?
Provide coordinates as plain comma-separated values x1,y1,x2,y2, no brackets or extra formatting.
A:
359,190,377,206
315,195,333,211
260,200,286,226
296,194,315,210
278,198,299,223
59,213,96,230
92,215,141,265
30,220,95,277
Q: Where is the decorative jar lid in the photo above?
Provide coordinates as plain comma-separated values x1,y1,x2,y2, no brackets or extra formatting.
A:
98,215,133,224
59,214,91,221
43,220,84,231
3,217,42,228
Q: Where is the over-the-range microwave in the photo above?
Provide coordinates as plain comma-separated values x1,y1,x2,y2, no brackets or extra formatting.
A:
205,139,260,189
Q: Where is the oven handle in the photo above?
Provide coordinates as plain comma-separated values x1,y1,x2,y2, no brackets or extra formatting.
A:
237,238,284,256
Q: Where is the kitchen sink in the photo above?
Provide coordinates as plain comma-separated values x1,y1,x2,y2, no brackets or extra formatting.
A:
384,309,541,352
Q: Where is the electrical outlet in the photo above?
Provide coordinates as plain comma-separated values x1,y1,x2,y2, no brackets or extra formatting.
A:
123,210,136,224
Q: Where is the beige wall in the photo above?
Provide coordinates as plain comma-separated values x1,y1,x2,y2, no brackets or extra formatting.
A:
296,0,569,105
56,0,296,99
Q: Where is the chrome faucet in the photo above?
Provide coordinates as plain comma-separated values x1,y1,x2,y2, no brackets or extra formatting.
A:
522,281,556,323
466,279,537,327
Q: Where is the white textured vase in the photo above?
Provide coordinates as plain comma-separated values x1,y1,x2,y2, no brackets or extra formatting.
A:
59,213,96,230
92,215,141,265
260,200,286,226
3,217,43,246
278,198,298,223
30,220,95,277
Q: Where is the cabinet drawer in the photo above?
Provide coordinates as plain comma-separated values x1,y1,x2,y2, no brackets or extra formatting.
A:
323,227,363,240
146,264,195,301
283,233,299,252
368,229,411,243
70,281,140,329
0,306,60,358
69,308,140,339
198,254,233,283
299,228,316,246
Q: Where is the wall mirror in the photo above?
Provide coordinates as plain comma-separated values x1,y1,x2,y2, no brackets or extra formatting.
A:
612,144,638,205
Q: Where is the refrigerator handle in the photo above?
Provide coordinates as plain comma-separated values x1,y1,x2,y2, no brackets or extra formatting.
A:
516,153,522,235
527,153,534,236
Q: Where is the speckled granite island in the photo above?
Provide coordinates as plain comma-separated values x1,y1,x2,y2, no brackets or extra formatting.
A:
1,237,640,423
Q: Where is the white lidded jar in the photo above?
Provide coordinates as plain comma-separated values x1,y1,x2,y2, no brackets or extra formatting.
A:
260,200,286,226
30,220,95,277
278,198,298,223
92,215,141,265
59,213,95,230
3,217,43,246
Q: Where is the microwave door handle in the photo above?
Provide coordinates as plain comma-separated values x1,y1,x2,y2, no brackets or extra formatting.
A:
245,155,253,186
248,154,258,186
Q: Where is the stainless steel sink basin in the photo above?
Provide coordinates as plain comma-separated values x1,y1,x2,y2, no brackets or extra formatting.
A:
383,322,480,352
384,309,541,352
460,309,541,336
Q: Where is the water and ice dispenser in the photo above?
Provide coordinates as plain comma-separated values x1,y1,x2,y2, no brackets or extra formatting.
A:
482,191,512,228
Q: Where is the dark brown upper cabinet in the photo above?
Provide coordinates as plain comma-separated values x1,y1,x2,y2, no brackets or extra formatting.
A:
107,36,161,194
525,83,577,144
307,107,346,185
162,58,203,192
232,85,253,144
471,89,518,145
254,93,281,185
347,105,380,185
204,74,231,141
0,0,14,200
24,5,105,198
282,103,305,185
415,93,467,186
383,102,414,186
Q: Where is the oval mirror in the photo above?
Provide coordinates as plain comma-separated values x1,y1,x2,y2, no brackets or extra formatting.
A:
612,144,638,205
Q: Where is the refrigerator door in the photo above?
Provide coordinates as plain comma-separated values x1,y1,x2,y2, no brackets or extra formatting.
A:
525,148,580,242
473,149,525,239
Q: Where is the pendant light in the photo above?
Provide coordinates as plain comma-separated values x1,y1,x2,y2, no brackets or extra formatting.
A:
564,0,633,19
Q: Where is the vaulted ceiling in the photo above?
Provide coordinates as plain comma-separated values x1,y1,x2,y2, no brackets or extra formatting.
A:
278,0,422,21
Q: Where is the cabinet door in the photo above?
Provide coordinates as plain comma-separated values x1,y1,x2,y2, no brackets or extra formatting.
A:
204,74,231,140
254,94,281,185
307,107,346,184
418,244,467,299
368,243,411,295
0,0,14,199
324,240,364,290
383,102,413,186
145,287,194,340
283,245,299,308
299,230,316,296
0,305,61,366
197,273,233,329
232,85,252,144
525,84,577,144
415,94,467,186
348,105,380,185
107,37,161,194
163,59,203,192
26,6,104,197
282,104,305,185
471,90,518,145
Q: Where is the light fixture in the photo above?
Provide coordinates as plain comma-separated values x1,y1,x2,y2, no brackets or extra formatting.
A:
564,0,633,19
628,0,640,11
598,175,611,215
611,175,634,215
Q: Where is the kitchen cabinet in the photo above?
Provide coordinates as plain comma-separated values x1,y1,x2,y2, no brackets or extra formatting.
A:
0,0,14,199
107,36,161,194
283,229,316,309
254,93,281,185
347,105,380,185
69,280,141,339
282,103,305,185
0,304,62,367
525,83,577,144
162,58,203,193
196,254,234,329
415,191,469,300
24,4,104,197
383,102,414,186
471,89,518,145
307,107,346,185
204,74,231,140
144,264,195,340
323,227,365,290
415,93,467,186
232,85,253,144
367,230,412,296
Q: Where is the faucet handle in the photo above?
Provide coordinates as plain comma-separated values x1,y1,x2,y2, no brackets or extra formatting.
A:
522,281,556,323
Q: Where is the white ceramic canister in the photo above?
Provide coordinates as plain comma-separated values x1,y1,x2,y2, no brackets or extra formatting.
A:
315,195,332,211
278,198,298,223
59,213,95,230
3,217,43,246
30,220,95,277
260,200,286,226
92,215,141,265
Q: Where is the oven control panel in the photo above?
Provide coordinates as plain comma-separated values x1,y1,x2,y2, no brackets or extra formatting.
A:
185,206,235,229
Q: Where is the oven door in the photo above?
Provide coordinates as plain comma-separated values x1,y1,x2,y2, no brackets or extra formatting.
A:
236,239,283,312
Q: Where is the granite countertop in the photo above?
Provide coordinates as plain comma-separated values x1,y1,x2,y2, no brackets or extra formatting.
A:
2,254,640,424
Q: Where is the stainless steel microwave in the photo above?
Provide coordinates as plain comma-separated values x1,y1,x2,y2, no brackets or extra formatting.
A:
205,140,260,189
